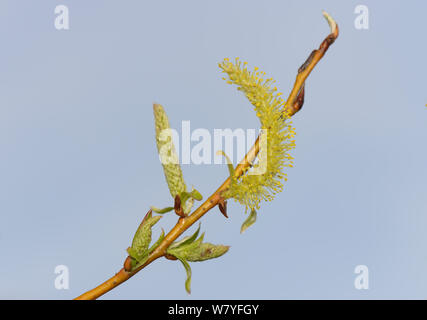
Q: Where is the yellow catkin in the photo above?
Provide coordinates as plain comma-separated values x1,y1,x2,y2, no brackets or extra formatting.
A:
218,58,296,212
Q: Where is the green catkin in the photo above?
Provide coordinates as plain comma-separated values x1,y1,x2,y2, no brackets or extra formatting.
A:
129,215,162,261
153,104,187,198
218,58,296,212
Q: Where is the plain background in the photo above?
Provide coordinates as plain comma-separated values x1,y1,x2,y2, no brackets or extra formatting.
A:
0,0,426,299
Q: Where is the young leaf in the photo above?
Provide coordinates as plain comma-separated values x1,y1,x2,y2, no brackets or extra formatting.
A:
185,243,230,262
167,231,229,262
240,209,257,233
133,253,150,269
216,150,235,178
151,206,174,214
179,192,189,205
180,187,203,214
189,188,203,201
168,223,201,250
177,257,192,294
168,233,205,259
148,228,165,253
165,227,230,294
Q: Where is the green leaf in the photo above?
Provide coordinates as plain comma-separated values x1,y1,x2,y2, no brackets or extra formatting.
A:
179,191,190,204
189,188,203,201
216,150,235,177
151,206,174,214
168,223,201,250
134,253,150,269
180,187,203,214
240,209,257,233
177,257,192,294
165,226,230,294
180,188,203,204
185,243,230,262
167,231,229,262
168,233,205,258
148,228,165,253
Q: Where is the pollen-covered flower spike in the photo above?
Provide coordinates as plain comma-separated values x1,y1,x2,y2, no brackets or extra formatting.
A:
218,58,296,227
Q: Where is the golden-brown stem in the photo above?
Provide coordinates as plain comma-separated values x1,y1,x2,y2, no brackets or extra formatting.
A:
75,12,339,300
284,11,339,113
75,139,261,300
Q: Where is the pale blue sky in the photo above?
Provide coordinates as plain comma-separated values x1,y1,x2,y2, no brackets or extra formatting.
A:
0,1,426,299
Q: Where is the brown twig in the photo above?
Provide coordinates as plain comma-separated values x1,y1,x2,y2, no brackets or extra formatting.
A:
74,11,339,300
283,11,338,113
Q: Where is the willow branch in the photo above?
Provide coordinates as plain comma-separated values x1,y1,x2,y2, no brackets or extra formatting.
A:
74,11,339,300
284,11,338,115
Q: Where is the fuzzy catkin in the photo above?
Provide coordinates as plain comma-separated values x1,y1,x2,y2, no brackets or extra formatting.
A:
218,58,296,212
153,104,187,198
